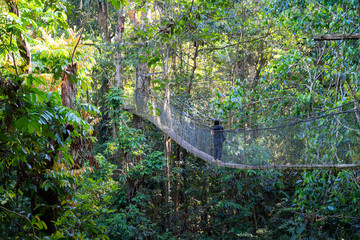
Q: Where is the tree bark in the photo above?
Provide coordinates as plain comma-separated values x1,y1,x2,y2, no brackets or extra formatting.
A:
5,0,31,73
98,0,110,41
114,7,125,88
135,3,150,93
187,42,199,94
252,48,266,90
163,44,171,103
61,63,78,110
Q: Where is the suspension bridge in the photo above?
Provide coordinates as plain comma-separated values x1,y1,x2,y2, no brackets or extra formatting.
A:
124,91,360,170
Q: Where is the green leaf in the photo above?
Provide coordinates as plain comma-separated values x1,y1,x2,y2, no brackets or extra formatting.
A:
7,12,22,25
111,0,121,10
27,120,40,134
28,122,35,134
15,117,28,131
327,206,335,211
277,64,286,73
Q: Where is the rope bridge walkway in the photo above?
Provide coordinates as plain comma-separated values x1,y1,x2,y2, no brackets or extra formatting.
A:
124,91,360,170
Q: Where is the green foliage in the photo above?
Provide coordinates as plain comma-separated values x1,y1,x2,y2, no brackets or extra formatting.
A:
103,87,146,159
0,74,94,238
105,86,124,119
2,0,360,239
92,150,167,239
291,170,360,239
52,157,114,239
0,0,100,238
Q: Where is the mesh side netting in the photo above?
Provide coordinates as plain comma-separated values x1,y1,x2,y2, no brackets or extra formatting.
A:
127,91,360,167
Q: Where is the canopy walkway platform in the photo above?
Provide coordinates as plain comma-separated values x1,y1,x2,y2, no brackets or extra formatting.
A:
124,92,360,170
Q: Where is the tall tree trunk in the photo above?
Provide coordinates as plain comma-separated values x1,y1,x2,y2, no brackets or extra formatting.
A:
172,47,177,85
61,64,78,110
96,0,112,141
5,0,31,74
187,42,199,94
112,7,125,141
252,42,266,90
135,3,150,93
61,63,79,160
98,0,110,41
163,44,171,104
114,7,125,88
133,2,150,134
232,33,243,85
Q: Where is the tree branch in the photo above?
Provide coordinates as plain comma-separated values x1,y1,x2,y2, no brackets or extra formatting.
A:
199,36,266,52
314,33,360,41
71,15,89,65
0,205,39,239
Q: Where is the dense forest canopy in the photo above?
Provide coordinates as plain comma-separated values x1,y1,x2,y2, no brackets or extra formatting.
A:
1,0,360,239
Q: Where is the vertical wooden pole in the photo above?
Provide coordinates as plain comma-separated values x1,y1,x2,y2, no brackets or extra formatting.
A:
182,151,188,231
165,135,172,229
174,147,181,234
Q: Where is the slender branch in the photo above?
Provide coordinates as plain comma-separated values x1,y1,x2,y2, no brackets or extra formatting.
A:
9,22,19,76
83,43,101,54
140,72,164,77
71,15,89,65
334,116,360,135
199,36,266,52
0,205,39,239
314,33,360,41
298,211,360,222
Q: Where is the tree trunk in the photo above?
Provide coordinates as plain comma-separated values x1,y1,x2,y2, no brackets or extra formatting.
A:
5,0,31,74
97,0,112,142
172,47,177,85
252,50,266,90
98,0,110,41
232,4,246,84
163,44,171,104
232,34,242,85
135,3,150,93
112,6,125,140
114,7,125,88
61,63,78,110
187,42,199,94
133,3,150,131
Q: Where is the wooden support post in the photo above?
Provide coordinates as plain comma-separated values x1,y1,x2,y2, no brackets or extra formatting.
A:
165,135,171,229
182,151,188,231
173,146,182,234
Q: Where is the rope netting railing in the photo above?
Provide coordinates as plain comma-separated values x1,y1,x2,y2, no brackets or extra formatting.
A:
125,91,360,169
